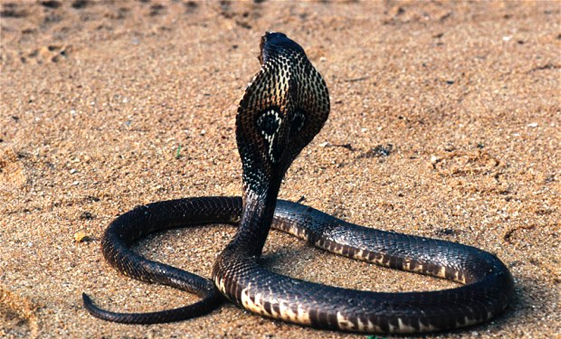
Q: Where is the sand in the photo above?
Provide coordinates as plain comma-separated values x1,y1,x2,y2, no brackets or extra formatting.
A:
1,1,560,338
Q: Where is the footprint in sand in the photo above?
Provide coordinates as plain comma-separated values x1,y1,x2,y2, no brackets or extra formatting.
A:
0,148,28,189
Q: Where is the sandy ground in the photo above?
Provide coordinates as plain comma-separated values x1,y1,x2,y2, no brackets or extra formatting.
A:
1,1,560,338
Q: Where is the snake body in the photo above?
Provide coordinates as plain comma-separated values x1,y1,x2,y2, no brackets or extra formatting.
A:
83,32,514,333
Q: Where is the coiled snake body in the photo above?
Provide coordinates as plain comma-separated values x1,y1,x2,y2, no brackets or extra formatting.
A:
83,32,514,333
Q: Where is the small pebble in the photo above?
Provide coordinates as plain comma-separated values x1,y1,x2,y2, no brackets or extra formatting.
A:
430,155,440,164
74,231,90,243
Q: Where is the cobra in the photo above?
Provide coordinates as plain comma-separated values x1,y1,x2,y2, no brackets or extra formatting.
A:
83,32,514,333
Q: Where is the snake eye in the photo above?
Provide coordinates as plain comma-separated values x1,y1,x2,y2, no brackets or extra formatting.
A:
256,108,283,163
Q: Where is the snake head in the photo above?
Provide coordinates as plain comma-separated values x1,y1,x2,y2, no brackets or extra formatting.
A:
236,32,330,195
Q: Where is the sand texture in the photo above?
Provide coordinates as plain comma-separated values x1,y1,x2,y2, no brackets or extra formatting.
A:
1,1,560,338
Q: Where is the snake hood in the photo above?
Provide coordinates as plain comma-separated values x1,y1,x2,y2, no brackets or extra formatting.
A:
237,32,330,195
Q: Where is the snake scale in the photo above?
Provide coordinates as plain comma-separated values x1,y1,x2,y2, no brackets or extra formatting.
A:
83,32,514,333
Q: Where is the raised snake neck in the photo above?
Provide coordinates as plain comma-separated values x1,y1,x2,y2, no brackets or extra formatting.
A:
83,32,514,333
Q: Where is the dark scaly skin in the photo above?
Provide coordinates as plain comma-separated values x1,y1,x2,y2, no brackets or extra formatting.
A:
83,32,514,333
83,198,238,323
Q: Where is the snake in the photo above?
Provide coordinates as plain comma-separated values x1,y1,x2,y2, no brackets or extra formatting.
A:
82,32,514,333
